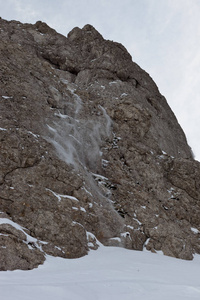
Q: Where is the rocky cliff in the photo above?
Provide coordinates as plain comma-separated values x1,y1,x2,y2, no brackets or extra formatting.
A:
0,18,200,270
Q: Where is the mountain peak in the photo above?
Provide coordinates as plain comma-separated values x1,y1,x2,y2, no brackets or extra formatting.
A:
67,23,104,42
0,17,199,271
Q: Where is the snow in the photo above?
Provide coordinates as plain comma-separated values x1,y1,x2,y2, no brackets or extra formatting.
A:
132,217,142,225
47,124,57,133
1,95,13,99
0,218,48,250
72,207,86,212
121,92,128,97
46,188,79,202
0,246,200,300
126,225,134,230
92,173,108,181
69,134,81,144
0,218,37,244
72,206,79,211
141,206,146,209
27,131,40,138
54,111,70,119
191,227,199,234
80,207,86,212
102,159,109,167
109,81,119,85
81,186,93,197
110,237,121,242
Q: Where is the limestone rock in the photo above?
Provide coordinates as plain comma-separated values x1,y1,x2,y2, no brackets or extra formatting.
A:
0,18,200,270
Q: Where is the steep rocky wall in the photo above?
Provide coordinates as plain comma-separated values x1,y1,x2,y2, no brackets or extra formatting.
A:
0,18,200,270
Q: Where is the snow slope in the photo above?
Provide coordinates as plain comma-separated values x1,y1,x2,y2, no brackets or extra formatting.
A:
0,246,200,300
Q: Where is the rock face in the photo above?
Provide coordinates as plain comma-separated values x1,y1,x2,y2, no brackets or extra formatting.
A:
0,18,200,270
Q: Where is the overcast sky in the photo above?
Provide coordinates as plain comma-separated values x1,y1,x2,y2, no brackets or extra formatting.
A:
1,0,200,160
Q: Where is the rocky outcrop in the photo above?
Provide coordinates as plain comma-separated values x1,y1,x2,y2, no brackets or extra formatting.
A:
0,18,200,270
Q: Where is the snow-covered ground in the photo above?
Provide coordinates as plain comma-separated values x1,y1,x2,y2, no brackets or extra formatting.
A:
0,246,200,300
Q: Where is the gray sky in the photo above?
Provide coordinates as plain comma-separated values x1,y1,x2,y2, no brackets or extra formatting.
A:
1,0,200,160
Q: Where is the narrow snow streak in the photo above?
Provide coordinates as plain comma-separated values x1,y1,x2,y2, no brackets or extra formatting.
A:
46,188,79,202
1,95,13,99
0,218,37,243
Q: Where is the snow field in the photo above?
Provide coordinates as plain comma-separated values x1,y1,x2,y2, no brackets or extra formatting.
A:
0,245,200,300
